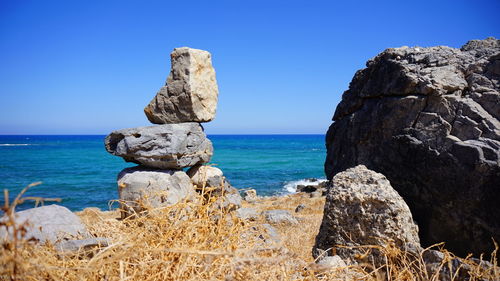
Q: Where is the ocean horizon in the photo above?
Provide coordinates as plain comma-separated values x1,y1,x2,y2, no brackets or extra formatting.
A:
0,134,326,211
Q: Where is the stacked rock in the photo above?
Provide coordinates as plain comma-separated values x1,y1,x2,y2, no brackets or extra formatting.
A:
105,47,241,218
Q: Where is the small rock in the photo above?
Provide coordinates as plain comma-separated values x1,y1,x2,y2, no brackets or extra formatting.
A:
55,237,109,253
235,208,259,221
262,210,298,225
309,191,323,198
243,189,258,203
316,255,347,268
187,165,224,189
0,205,91,243
296,185,317,193
295,204,306,213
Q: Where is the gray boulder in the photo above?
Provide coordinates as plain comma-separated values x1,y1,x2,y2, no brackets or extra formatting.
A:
144,47,218,124
0,204,91,243
262,210,299,225
325,37,500,257
313,165,420,265
105,123,213,169
117,166,196,218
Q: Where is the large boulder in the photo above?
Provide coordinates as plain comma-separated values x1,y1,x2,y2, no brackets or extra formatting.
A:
117,166,196,218
325,37,500,257
144,47,218,124
313,165,420,265
0,205,91,243
105,123,213,169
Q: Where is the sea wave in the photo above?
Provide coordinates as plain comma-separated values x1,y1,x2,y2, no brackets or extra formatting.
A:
283,178,327,193
0,144,34,146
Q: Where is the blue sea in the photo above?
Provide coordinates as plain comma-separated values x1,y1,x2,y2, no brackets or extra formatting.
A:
0,135,326,211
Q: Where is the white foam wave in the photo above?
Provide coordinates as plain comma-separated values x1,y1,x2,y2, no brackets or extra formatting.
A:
0,144,33,146
283,178,327,193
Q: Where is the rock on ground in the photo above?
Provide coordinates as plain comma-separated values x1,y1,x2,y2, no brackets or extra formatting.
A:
0,205,91,243
117,166,196,218
187,165,242,211
235,207,259,221
105,123,213,169
187,165,225,189
313,165,420,265
144,47,218,124
325,37,500,257
262,210,299,225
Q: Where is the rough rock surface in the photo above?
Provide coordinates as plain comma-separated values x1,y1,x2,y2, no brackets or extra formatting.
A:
117,166,196,218
313,165,420,265
0,205,91,243
235,207,259,221
187,165,224,189
105,123,213,169
187,165,242,211
262,210,299,225
325,37,500,257
144,47,218,124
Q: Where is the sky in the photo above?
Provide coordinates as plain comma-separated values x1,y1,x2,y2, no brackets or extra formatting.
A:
0,0,499,135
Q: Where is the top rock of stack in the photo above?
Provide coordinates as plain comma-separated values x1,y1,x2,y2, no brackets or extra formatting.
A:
144,47,219,124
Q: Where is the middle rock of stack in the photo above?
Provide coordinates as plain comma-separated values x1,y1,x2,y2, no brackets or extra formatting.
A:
105,47,241,218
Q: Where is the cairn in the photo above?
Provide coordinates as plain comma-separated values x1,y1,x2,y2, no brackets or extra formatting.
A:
105,47,241,218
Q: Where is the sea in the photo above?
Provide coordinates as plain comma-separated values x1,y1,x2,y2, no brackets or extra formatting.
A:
0,135,326,211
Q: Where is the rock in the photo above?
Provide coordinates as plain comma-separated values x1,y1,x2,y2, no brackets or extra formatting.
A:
309,191,323,198
105,123,213,169
296,184,317,193
187,165,224,189
243,189,258,203
187,165,242,211
235,207,259,221
325,37,500,257
0,205,91,243
214,188,242,211
262,210,299,225
144,47,218,124
117,166,196,218
260,223,281,244
316,255,347,268
313,165,421,265
55,237,109,253
294,204,306,213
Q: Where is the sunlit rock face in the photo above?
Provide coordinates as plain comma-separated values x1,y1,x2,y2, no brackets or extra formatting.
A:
325,37,500,257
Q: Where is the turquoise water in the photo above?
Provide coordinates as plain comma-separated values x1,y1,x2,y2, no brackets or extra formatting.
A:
0,135,326,211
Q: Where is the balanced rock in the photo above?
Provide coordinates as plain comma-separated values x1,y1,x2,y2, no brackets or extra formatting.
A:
105,123,213,169
144,47,218,124
313,165,420,265
117,166,196,218
0,204,91,243
325,37,500,257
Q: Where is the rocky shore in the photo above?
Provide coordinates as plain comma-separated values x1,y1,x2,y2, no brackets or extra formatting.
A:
1,39,499,280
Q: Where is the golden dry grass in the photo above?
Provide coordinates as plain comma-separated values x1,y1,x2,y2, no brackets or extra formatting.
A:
1,186,499,281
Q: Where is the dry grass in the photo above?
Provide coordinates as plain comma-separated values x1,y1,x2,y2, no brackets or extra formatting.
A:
1,186,499,281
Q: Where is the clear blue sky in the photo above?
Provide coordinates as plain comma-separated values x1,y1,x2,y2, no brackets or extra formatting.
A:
1,0,498,135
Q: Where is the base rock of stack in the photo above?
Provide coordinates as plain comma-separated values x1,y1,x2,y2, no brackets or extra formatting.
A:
314,165,420,266
144,47,218,124
117,166,196,218
105,123,213,169
325,37,500,257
